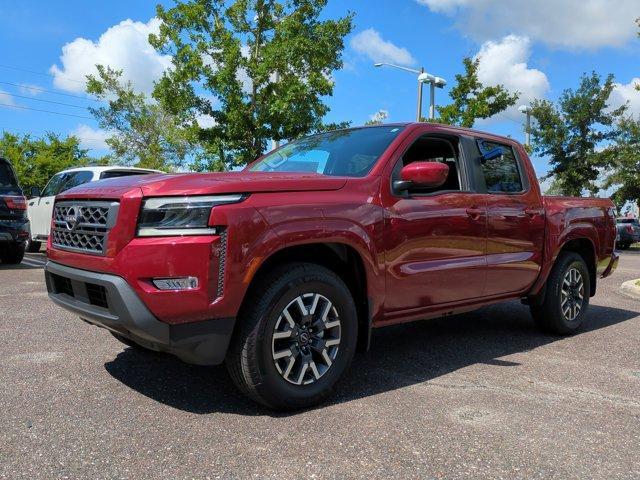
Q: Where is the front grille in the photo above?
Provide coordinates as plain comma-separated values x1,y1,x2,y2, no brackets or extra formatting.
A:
52,201,118,255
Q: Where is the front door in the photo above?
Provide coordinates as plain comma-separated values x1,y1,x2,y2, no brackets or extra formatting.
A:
382,133,487,314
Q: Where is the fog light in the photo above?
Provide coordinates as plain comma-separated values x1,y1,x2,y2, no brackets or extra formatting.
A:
152,277,199,290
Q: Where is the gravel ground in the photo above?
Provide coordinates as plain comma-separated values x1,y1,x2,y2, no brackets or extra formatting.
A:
1,249,639,479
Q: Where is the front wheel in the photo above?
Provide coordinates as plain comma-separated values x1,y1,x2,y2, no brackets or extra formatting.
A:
530,252,590,334
226,263,358,410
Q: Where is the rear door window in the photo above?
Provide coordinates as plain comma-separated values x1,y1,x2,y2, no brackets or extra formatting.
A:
100,170,155,179
0,162,19,193
477,139,524,193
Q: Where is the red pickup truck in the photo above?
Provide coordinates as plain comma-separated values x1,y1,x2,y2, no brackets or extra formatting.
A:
45,123,618,409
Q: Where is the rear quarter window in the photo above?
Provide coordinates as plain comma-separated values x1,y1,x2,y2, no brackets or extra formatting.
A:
477,139,524,193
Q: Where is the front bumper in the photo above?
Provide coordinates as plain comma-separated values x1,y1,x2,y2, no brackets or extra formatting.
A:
45,261,235,365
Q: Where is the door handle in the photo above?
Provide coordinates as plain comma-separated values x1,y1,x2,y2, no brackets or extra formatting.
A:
466,206,483,219
45,201,50,205
524,207,543,218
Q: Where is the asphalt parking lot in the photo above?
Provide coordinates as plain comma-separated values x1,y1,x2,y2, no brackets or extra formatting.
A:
1,249,639,479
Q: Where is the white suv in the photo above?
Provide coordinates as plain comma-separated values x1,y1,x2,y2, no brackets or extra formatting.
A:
26,166,161,252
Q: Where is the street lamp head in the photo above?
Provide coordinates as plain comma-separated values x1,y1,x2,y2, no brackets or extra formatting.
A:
374,63,383,67
518,104,531,114
418,72,435,83
434,77,447,88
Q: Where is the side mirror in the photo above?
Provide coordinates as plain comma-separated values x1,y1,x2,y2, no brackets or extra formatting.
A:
29,186,41,198
394,161,449,192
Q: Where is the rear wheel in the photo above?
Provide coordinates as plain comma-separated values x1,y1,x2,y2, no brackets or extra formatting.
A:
530,252,590,334
0,242,25,264
226,263,357,410
25,238,41,253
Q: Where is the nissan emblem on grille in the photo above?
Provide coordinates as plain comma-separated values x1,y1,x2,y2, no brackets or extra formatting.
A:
52,201,119,256
63,206,80,231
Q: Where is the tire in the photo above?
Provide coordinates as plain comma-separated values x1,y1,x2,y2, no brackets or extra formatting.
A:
0,242,25,264
530,252,590,335
618,242,630,250
226,262,358,410
25,238,41,253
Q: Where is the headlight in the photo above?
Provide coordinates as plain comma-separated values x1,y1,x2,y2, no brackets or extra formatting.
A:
137,194,244,237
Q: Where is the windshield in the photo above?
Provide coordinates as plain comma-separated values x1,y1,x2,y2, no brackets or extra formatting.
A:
248,126,405,177
41,170,94,197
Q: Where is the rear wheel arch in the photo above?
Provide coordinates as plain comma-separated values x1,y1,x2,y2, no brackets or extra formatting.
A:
557,238,596,297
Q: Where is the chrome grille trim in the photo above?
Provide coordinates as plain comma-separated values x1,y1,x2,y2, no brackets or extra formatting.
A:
51,200,119,256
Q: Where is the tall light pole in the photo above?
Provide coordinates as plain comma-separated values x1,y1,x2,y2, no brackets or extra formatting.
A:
375,63,424,121
518,104,532,147
374,63,446,121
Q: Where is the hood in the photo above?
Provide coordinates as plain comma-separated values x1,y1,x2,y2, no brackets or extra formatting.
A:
59,171,347,199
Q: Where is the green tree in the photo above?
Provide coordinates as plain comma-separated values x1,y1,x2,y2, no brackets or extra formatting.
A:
0,132,101,190
149,0,353,170
87,65,195,171
601,116,640,211
436,57,518,128
529,72,626,196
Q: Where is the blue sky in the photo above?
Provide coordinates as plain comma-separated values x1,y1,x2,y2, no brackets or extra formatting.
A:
0,0,638,177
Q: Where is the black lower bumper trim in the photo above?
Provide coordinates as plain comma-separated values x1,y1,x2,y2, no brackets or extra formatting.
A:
45,261,235,365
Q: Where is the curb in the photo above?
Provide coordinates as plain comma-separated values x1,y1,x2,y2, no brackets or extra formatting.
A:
619,279,640,300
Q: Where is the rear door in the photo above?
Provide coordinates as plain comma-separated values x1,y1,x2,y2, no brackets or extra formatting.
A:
469,138,545,296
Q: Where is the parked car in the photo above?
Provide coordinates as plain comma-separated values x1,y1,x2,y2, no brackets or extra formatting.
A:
26,166,161,252
616,218,640,249
0,157,29,264
44,123,618,409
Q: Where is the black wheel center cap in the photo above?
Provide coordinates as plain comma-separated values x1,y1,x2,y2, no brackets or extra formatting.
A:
299,332,310,344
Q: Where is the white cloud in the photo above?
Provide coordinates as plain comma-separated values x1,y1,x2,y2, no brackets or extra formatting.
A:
0,89,17,106
416,0,639,49
475,35,550,122
610,78,640,118
350,29,416,66
71,124,110,150
50,18,172,94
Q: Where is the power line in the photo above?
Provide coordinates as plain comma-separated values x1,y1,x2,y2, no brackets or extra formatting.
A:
0,63,87,84
0,102,93,120
0,91,91,110
0,81,100,102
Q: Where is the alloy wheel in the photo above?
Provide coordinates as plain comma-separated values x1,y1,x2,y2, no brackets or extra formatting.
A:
271,293,341,385
561,267,584,321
